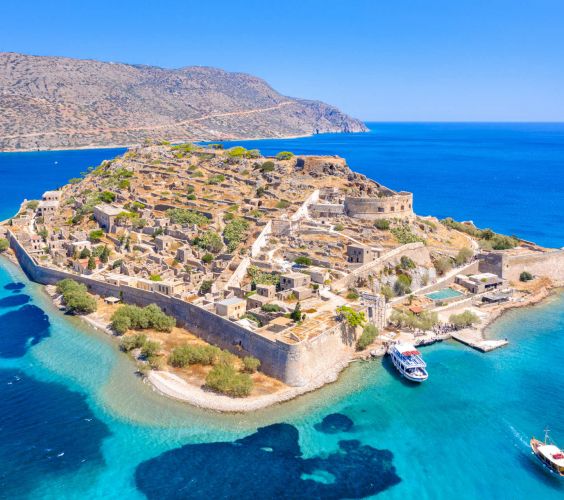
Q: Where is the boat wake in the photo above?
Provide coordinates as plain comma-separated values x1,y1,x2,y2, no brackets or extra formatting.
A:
507,422,530,449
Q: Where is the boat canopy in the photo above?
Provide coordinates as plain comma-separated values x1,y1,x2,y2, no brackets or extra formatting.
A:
395,343,421,356
391,344,426,368
539,444,564,466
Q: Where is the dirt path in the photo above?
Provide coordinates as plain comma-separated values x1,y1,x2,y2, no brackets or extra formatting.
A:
0,101,295,140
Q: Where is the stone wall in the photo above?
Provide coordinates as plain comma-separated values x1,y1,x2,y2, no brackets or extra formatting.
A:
7,230,352,386
344,192,413,220
478,249,564,283
333,242,432,291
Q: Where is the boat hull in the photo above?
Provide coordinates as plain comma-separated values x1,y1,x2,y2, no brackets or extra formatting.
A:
530,438,564,477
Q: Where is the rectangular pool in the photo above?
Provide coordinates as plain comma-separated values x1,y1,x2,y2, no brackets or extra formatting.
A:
426,287,463,301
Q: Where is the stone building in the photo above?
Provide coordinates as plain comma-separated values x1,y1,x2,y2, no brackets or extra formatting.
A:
280,272,311,291
346,244,381,265
93,204,123,232
215,297,247,320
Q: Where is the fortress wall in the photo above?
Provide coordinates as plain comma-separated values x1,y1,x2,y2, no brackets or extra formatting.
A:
344,193,413,220
503,250,564,283
7,231,351,386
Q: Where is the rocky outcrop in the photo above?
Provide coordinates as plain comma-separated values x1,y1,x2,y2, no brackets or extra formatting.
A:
0,52,368,151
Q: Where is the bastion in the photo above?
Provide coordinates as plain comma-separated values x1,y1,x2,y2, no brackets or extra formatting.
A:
344,191,414,220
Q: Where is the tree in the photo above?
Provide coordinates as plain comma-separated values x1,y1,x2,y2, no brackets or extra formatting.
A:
290,302,302,322
99,246,110,263
87,256,96,270
356,324,378,351
394,274,412,296
336,306,366,328
0,238,9,253
449,310,479,328
79,247,91,259
400,256,416,270
56,279,97,315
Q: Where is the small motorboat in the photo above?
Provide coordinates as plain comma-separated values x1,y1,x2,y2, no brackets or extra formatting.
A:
531,429,564,477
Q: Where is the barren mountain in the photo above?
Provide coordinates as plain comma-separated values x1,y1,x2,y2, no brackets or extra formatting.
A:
0,52,367,151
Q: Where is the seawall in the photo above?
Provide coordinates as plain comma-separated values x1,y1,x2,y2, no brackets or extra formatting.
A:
7,230,352,387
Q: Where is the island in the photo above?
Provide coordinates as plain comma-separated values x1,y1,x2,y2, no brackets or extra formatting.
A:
1,140,563,412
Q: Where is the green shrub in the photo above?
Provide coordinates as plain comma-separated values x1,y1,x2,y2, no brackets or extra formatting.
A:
294,255,312,266
520,271,533,282
247,265,280,286
149,274,162,281
205,364,253,397
449,310,479,328
336,306,366,328
374,219,390,230
26,200,40,210
434,256,453,276
89,229,104,242
346,290,359,300
381,284,394,301
166,208,208,226
140,340,161,359
207,174,225,185
276,151,294,160
400,256,416,269
199,280,213,294
0,238,8,252
455,247,473,266
226,146,248,158
202,253,213,264
99,191,116,203
390,226,425,245
193,230,223,253
242,356,261,373
356,324,378,351
223,218,250,251
120,333,147,352
261,303,281,313
260,161,275,172
276,199,290,209
334,223,345,231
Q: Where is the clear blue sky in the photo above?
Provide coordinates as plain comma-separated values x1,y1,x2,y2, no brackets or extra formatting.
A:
1,0,563,121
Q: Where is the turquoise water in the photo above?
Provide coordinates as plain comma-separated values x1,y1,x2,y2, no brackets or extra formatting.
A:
426,288,464,301
1,124,564,498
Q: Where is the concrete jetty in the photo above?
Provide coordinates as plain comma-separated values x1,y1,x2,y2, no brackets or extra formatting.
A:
451,329,508,352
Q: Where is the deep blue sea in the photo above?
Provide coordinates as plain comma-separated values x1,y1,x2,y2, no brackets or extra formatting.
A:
1,123,563,499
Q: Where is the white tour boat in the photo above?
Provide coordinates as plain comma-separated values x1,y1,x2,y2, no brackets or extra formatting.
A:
388,342,428,382
531,429,564,477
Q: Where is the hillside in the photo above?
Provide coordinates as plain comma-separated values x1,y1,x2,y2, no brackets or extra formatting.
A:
0,52,367,151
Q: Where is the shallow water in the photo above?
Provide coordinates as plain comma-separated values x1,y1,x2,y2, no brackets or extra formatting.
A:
1,124,564,498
